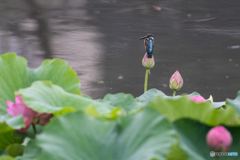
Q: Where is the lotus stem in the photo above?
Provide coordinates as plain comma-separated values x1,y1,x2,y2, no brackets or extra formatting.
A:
173,90,176,97
144,69,149,93
32,124,37,136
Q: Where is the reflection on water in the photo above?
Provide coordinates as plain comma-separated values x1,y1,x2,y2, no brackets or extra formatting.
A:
0,0,104,97
0,0,240,101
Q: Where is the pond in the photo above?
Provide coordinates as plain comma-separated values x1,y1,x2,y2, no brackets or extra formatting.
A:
0,0,240,101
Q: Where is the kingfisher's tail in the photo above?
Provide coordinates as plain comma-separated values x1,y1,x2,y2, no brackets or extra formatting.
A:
147,53,152,58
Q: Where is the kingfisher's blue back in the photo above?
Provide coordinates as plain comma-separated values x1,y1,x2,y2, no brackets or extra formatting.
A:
144,37,154,58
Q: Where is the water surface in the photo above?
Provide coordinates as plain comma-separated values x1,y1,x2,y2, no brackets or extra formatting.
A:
0,0,240,101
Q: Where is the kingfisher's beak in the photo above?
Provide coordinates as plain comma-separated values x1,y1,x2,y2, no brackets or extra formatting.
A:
139,36,147,40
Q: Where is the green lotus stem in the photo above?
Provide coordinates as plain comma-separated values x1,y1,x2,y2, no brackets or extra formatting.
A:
215,155,219,160
144,69,149,93
173,90,176,97
32,124,37,136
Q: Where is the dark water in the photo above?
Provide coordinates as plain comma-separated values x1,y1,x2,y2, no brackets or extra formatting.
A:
0,0,240,101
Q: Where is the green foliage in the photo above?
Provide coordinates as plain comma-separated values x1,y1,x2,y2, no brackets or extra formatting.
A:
33,58,81,95
37,108,177,160
0,52,81,130
0,131,23,151
5,144,23,158
227,91,240,116
148,95,240,126
0,53,30,115
173,118,240,160
17,81,84,113
0,53,81,158
0,115,24,132
0,53,240,160
85,106,125,120
0,116,24,154
16,140,41,160
0,156,16,160
138,89,167,103
97,93,143,112
17,81,115,116
167,143,187,160
0,53,80,115
0,150,5,156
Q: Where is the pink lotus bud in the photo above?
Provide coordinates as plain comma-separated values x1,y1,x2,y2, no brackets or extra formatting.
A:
169,70,183,91
6,95,37,132
142,53,155,69
190,95,206,103
32,113,53,126
206,126,232,152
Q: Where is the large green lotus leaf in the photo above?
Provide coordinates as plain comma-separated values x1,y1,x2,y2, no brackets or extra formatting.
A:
208,95,226,109
212,102,225,109
0,53,81,130
0,116,24,150
16,140,41,160
226,91,240,116
97,93,143,112
0,150,5,156
114,108,177,160
0,53,80,114
0,117,24,156
37,108,177,160
33,58,80,95
0,156,16,160
138,89,203,103
138,89,167,103
167,143,187,160
5,144,24,158
149,95,240,126
173,118,240,160
0,115,24,132
139,89,225,109
85,106,125,120
17,81,113,114
0,131,23,151
0,53,31,115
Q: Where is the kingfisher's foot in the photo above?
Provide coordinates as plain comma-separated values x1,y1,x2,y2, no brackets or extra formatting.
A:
147,54,152,58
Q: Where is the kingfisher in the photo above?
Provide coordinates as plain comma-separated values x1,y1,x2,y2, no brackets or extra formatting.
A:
139,34,154,58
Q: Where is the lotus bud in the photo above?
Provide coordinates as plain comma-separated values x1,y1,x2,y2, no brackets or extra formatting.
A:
206,126,232,152
190,95,206,103
142,53,155,69
169,70,183,91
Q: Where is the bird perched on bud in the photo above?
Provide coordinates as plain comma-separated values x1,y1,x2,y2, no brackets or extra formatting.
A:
139,34,155,75
142,52,155,73
139,34,154,58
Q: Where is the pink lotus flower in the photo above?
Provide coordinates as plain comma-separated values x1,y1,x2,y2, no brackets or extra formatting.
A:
7,95,37,132
206,126,232,152
6,95,53,132
190,95,206,103
142,53,155,69
169,70,183,91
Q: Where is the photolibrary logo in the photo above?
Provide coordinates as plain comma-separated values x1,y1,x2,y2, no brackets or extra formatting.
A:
210,151,215,157
210,151,238,157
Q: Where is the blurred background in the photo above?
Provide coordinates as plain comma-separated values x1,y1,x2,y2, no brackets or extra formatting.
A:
0,0,240,101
